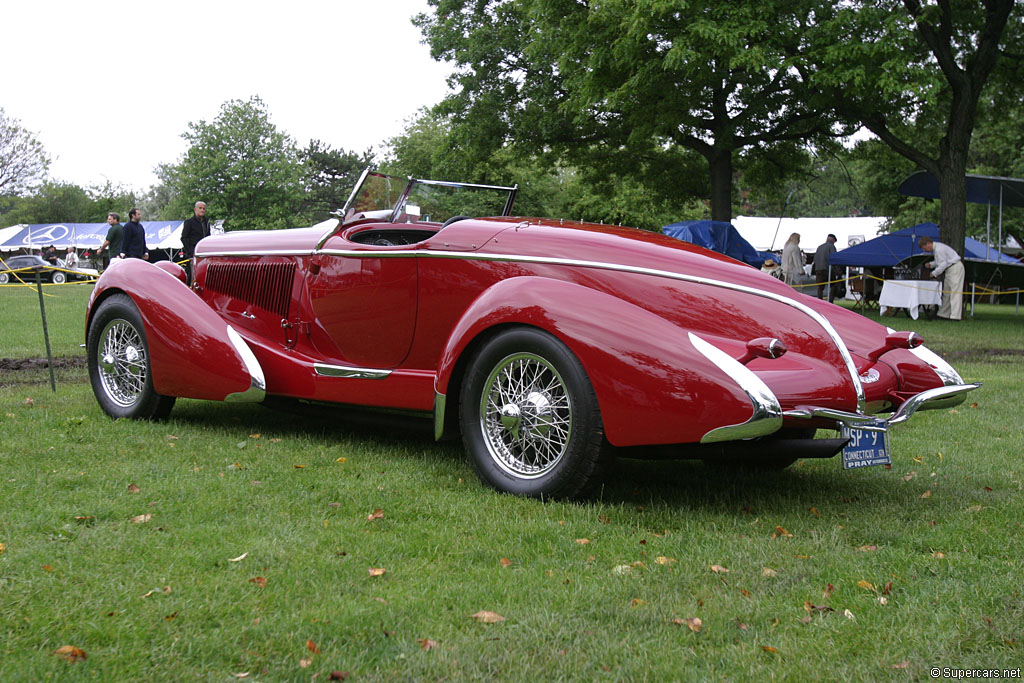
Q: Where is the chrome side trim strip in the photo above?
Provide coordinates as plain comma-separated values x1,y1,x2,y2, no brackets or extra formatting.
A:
224,325,267,403
199,249,312,258
207,246,866,411
314,363,392,380
689,333,783,443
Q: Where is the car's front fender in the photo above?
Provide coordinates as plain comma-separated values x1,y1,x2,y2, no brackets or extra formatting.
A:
87,260,264,402
435,276,768,447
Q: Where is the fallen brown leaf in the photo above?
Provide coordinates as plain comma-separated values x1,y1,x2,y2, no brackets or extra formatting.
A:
892,661,910,669
367,509,385,521
761,646,779,654
329,672,349,681
0,542,5,554
294,464,306,469
470,610,505,623
857,545,878,552
164,611,178,621
857,580,876,591
762,567,777,577
920,490,932,499
228,552,249,562
249,577,267,588
419,638,438,651
53,645,87,662
771,526,793,539
307,639,320,654
369,567,386,577
130,513,152,524
655,556,676,565
671,617,702,632
575,538,590,545
499,557,513,568
128,483,141,493
299,658,312,669
710,564,729,574
42,564,53,572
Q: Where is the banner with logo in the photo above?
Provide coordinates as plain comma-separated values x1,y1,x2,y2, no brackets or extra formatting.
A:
0,222,184,251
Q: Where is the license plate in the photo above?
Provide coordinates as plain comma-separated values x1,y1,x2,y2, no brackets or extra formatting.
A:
840,419,891,469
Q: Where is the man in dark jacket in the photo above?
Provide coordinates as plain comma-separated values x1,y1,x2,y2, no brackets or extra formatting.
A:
813,234,838,301
120,208,149,260
180,201,209,283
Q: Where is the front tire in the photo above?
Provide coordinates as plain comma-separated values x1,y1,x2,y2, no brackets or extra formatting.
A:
52,271,67,284
87,293,175,420
460,328,611,499
0,273,8,284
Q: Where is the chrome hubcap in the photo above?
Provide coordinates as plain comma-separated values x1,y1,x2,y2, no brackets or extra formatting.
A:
480,353,572,478
97,318,148,407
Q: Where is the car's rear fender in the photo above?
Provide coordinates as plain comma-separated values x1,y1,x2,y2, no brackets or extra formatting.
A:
435,276,777,447
87,260,264,402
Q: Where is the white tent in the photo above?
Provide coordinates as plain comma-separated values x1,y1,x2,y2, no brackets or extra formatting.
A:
732,216,887,254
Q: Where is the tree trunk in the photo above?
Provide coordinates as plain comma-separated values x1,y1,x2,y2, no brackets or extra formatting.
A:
707,148,733,223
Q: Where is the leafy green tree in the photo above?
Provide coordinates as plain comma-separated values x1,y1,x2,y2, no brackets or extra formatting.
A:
806,0,1020,255
0,181,138,224
161,96,304,230
0,107,50,197
416,0,846,223
298,140,374,223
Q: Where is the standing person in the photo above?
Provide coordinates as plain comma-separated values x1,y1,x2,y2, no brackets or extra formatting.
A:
96,212,123,271
120,208,149,261
180,200,210,284
813,233,838,301
782,232,804,288
919,236,964,321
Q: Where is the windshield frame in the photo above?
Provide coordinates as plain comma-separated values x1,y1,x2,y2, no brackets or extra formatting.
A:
317,169,518,250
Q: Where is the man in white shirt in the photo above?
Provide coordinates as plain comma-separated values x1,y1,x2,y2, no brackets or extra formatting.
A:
919,236,964,320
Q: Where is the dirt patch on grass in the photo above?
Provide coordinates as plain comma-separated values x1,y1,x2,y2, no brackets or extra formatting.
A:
0,357,87,388
0,357,87,371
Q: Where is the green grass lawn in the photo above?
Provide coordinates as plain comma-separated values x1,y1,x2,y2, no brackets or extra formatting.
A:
1,287,1022,679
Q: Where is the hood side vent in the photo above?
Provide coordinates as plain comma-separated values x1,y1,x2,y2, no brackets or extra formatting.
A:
205,262,296,319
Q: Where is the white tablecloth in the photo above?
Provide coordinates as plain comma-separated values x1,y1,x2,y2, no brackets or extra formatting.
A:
878,280,942,320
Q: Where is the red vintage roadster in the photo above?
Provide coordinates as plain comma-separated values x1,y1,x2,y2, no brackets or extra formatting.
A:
86,170,978,498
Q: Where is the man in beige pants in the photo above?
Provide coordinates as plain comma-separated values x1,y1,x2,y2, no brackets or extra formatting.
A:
919,236,964,321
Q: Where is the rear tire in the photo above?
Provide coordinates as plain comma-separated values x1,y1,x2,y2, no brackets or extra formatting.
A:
0,273,8,284
460,328,611,499
52,271,67,284
87,293,175,420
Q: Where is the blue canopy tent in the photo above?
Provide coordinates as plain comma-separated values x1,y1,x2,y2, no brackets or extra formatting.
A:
662,220,778,268
831,222,1023,288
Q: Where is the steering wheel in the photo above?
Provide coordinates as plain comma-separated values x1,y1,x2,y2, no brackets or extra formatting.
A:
441,215,473,229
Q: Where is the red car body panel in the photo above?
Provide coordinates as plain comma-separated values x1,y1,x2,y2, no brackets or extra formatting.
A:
87,260,256,401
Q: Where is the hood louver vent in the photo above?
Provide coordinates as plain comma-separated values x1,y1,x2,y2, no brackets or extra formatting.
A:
205,262,295,319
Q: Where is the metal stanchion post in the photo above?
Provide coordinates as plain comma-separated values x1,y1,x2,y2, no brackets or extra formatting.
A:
34,268,57,392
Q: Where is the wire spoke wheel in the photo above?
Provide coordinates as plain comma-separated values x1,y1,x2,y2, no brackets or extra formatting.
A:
480,352,573,478
461,327,610,499
87,293,175,420
97,318,149,407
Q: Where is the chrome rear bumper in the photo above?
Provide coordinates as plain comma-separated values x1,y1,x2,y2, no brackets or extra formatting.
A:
784,382,980,430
